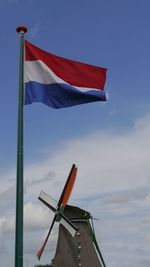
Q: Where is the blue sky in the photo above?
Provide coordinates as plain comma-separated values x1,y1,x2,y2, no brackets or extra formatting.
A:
0,1,150,267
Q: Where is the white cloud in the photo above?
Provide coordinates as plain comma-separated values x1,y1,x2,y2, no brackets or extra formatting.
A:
24,202,52,232
142,216,150,224
1,112,150,219
1,202,53,234
23,112,150,202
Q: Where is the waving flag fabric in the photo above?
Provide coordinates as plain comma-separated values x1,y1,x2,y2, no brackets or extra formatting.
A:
24,40,107,109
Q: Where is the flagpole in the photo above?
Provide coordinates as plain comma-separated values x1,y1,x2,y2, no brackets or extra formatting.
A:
15,26,27,267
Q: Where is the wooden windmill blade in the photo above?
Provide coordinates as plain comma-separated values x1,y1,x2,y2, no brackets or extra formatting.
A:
58,164,77,208
36,214,57,260
58,210,78,236
38,191,57,212
37,164,78,260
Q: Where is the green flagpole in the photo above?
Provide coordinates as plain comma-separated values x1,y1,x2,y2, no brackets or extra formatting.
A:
15,26,27,267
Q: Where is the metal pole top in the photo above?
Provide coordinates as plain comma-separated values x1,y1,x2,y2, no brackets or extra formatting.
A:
16,26,28,34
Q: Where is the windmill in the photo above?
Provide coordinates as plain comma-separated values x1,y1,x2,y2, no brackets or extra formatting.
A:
37,164,78,260
37,164,107,267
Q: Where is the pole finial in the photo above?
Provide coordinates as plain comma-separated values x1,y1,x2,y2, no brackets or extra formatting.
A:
16,26,28,34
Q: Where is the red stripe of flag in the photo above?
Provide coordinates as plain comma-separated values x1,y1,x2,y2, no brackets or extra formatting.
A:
25,40,107,90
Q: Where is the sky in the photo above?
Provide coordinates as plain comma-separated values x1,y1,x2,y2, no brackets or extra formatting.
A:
0,0,150,266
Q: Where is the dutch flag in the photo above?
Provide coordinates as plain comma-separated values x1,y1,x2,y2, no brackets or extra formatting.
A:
24,40,107,109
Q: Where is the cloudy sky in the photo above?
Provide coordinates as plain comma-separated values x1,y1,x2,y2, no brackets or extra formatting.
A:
0,0,150,267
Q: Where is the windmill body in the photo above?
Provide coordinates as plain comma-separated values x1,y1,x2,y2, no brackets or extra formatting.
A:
51,205,104,267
